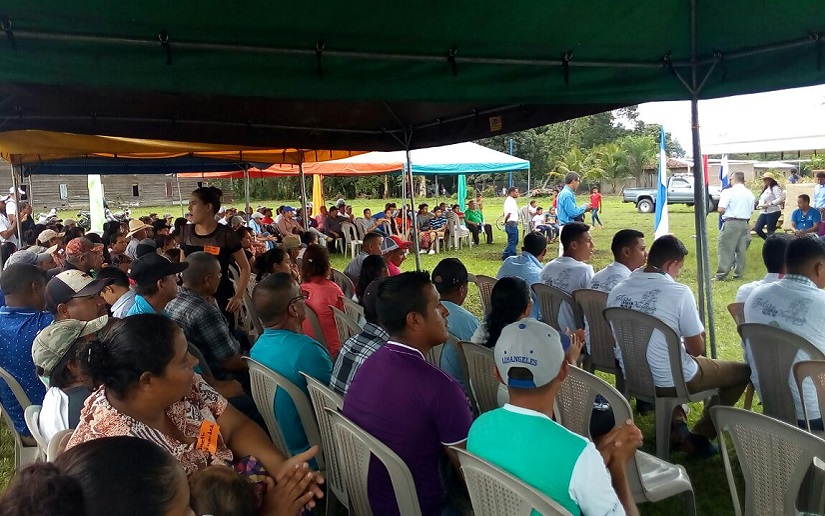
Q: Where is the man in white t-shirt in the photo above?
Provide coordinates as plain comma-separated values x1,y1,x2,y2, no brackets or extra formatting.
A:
467,318,641,516
540,222,594,333
589,229,647,293
735,233,791,304
744,236,825,430
0,195,18,246
501,187,520,260
715,171,755,281
607,235,751,457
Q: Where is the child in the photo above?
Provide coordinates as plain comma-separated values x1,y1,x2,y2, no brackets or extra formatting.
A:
590,186,604,228
531,207,557,241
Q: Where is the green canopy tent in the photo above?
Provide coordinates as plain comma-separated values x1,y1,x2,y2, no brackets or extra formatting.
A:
2,1,825,354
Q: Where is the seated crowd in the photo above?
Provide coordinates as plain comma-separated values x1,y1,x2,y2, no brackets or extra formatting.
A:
0,184,819,516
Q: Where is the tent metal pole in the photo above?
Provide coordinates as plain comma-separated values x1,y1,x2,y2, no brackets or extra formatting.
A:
299,163,309,232
401,171,407,236
689,0,717,358
12,165,23,245
243,164,251,215
175,174,184,216
406,149,422,271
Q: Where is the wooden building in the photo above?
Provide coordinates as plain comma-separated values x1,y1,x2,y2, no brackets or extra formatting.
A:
21,174,217,210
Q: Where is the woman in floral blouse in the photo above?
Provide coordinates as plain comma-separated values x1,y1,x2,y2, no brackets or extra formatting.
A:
66,314,324,505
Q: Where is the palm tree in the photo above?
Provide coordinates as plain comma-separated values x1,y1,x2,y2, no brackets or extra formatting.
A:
591,143,629,192
617,135,657,187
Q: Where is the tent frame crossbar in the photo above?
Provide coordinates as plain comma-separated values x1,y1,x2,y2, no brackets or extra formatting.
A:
6,28,820,72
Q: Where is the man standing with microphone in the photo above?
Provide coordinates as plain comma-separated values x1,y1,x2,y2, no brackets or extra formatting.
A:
555,173,591,256
501,187,520,260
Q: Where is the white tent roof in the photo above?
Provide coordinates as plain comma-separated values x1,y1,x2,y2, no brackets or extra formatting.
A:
703,134,825,155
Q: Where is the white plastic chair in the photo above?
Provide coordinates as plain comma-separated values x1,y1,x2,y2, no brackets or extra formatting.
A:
0,365,40,468
47,428,74,461
340,296,365,323
472,275,497,317
711,406,825,516
555,366,696,514
572,289,625,393
463,342,499,414
446,211,471,250
331,269,355,299
341,222,362,260
243,357,325,469
304,304,329,350
326,408,422,516
24,404,48,460
604,307,719,460
532,283,583,334
453,447,572,516
301,373,347,514
793,360,825,434
331,305,362,348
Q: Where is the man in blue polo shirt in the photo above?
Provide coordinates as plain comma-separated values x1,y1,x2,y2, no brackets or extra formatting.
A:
496,232,547,320
343,272,473,515
250,272,332,457
555,173,591,256
791,194,821,236
0,263,53,439
468,318,641,515
126,253,188,316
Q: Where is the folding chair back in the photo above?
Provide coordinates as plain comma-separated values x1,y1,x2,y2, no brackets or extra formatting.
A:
555,367,696,513
738,323,825,426
572,289,621,382
473,275,497,317
47,428,74,461
341,222,362,259
326,408,422,516
331,269,355,299
463,342,499,414
188,343,214,379
0,365,38,468
331,305,362,347
302,373,347,510
711,406,825,516
243,357,325,469
453,447,572,516
24,404,48,457
727,302,745,325
603,307,718,459
243,291,264,341
340,296,365,323
532,284,582,333
304,305,329,350
793,360,825,433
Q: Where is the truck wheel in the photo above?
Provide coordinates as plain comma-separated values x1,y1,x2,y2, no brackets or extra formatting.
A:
637,199,654,213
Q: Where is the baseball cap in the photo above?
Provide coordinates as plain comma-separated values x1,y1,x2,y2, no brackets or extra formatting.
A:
37,229,65,244
282,234,302,250
27,244,59,256
251,212,264,220
32,316,109,378
283,206,295,213
389,235,412,251
129,253,189,286
217,206,226,215
230,215,244,226
495,318,565,389
63,218,77,227
381,238,399,254
3,249,53,270
135,238,158,258
151,220,171,232
65,238,104,259
45,270,113,313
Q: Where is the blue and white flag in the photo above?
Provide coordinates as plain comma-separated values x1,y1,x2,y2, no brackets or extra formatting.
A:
719,154,730,189
654,127,669,239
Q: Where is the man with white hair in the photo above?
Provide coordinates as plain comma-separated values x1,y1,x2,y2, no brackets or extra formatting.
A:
715,171,755,281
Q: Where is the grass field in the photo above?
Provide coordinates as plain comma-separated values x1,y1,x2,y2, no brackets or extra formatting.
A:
1,194,755,514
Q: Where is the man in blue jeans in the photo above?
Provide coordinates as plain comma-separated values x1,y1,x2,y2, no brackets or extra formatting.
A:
501,186,520,260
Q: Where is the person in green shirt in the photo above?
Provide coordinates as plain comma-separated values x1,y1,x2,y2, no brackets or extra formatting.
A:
464,199,493,245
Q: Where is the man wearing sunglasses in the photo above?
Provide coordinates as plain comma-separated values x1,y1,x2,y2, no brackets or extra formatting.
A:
250,273,332,460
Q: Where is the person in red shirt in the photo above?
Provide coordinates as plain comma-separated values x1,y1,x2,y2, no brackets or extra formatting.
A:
590,186,604,229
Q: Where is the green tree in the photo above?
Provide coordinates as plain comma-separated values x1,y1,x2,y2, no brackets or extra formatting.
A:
617,134,657,187
590,142,629,191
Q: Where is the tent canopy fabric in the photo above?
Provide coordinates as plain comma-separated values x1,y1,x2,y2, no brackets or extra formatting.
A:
1,130,366,167
1,3,823,149
703,134,825,155
181,142,528,179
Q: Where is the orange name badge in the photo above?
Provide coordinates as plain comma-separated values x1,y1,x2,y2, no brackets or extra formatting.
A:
196,420,220,454
203,245,221,256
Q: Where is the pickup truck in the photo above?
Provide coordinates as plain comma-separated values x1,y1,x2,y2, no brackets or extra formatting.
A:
622,176,722,213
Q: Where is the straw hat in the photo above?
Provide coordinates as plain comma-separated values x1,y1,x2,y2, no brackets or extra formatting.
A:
761,172,776,180
126,219,152,238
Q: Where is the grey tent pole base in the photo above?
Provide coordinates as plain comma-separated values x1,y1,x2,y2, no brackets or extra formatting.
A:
12,165,22,246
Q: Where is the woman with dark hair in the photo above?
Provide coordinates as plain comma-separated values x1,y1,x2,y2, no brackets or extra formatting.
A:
753,171,786,239
0,241,17,266
300,244,344,357
255,247,295,282
66,315,323,495
0,436,192,516
355,254,388,303
179,187,250,317
473,276,534,349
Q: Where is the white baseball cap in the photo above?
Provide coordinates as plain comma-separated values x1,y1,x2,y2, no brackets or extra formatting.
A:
495,318,565,389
